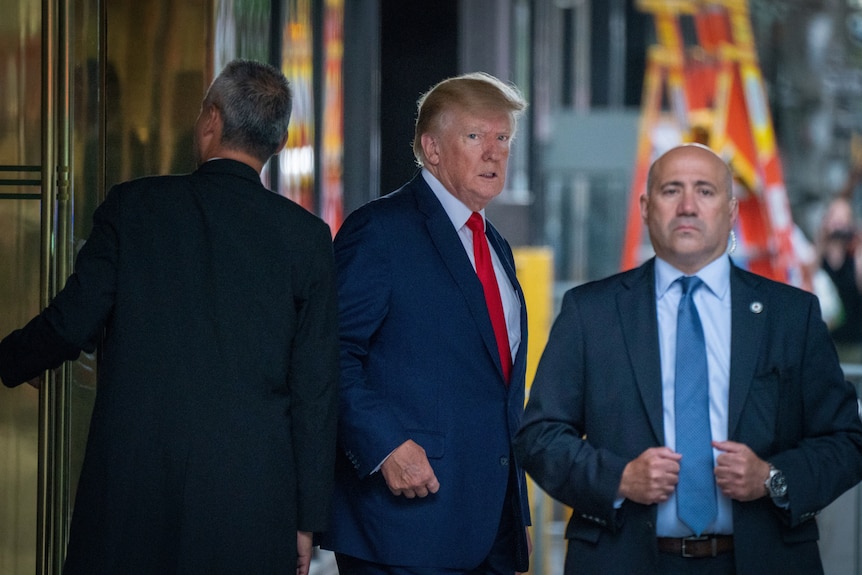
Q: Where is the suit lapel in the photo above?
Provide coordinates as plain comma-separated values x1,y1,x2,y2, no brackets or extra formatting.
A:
413,179,508,382
618,260,665,444
727,266,766,439
614,260,766,444
486,224,528,379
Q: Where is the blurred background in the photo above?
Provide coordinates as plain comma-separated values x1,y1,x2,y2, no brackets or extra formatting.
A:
1,0,861,573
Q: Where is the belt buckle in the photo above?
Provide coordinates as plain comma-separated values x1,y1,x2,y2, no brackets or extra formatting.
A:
680,535,710,558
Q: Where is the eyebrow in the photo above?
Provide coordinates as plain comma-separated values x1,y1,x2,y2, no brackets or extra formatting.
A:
461,126,510,134
660,179,717,188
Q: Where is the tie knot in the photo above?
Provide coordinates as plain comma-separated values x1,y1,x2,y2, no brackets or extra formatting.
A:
678,275,703,297
466,212,484,234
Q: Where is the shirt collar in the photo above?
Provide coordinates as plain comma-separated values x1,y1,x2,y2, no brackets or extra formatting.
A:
654,255,731,300
421,168,482,230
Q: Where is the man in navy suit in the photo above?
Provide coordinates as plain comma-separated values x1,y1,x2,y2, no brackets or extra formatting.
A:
0,59,339,575
320,73,531,574
514,143,862,574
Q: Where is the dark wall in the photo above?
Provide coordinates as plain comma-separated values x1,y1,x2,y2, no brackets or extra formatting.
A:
342,0,380,213
379,0,458,195
589,0,650,108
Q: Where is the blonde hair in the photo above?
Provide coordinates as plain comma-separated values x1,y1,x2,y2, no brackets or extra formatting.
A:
412,72,527,167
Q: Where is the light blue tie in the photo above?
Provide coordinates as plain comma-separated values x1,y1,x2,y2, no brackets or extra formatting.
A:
675,276,717,536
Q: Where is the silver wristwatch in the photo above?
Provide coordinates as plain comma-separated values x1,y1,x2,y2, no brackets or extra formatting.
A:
765,464,787,499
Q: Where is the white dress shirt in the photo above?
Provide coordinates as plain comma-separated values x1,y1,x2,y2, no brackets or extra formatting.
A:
422,169,521,359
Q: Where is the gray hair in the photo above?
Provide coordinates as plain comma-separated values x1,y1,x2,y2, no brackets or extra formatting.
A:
203,59,293,163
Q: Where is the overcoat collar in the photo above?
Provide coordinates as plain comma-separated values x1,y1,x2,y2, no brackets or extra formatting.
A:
195,158,262,185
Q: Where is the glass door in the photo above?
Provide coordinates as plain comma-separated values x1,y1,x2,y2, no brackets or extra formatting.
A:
0,0,43,572
0,0,211,572
0,0,73,572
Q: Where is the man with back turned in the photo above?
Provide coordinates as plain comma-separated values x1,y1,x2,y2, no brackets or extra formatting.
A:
0,59,339,575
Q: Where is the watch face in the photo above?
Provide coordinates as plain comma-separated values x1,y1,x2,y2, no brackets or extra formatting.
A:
770,471,787,497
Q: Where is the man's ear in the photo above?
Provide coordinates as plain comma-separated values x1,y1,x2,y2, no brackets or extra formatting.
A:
421,133,439,165
195,104,223,162
729,196,739,226
202,104,221,135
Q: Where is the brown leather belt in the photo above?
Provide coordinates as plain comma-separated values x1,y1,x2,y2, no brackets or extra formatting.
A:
657,535,734,558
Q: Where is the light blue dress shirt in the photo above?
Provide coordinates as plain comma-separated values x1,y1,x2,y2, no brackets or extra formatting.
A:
654,255,733,537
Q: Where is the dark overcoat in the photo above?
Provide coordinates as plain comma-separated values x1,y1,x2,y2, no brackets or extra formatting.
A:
0,159,339,574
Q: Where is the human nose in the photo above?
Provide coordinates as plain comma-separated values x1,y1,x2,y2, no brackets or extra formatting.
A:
483,139,507,160
676,189,698,215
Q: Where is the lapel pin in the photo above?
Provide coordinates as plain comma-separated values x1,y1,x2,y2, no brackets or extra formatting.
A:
750,301,763,314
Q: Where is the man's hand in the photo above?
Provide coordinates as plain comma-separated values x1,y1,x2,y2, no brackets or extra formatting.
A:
713,440,770,501
618,447,681,505
380,439,440,498
296,531,313,575
25,368,57,389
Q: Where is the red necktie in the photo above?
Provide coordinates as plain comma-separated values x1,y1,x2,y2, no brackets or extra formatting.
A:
466,212,512,384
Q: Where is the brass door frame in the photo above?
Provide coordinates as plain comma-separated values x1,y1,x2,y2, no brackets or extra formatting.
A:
0,0,70,567
38,0,75,572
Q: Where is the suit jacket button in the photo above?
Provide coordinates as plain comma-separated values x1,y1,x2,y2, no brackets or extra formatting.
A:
500,456,509,466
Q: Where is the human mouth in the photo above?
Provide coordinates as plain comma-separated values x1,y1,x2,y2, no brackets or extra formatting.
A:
673,219,701,233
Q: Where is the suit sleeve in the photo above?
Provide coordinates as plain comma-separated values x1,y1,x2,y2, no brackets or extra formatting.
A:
0,186,120,387
289,221,340,533
332,207,414,478
769,293,862,526
513,289,628,528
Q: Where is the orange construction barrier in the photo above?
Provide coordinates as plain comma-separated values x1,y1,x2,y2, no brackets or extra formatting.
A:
624,0,808,289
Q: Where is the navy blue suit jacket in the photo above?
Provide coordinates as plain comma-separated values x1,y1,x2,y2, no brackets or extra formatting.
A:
514,258,862,575
320,173,530,569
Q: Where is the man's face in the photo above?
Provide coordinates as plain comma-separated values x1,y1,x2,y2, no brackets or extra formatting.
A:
421,106,513,212
823,198,855,237
640,145,738,274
